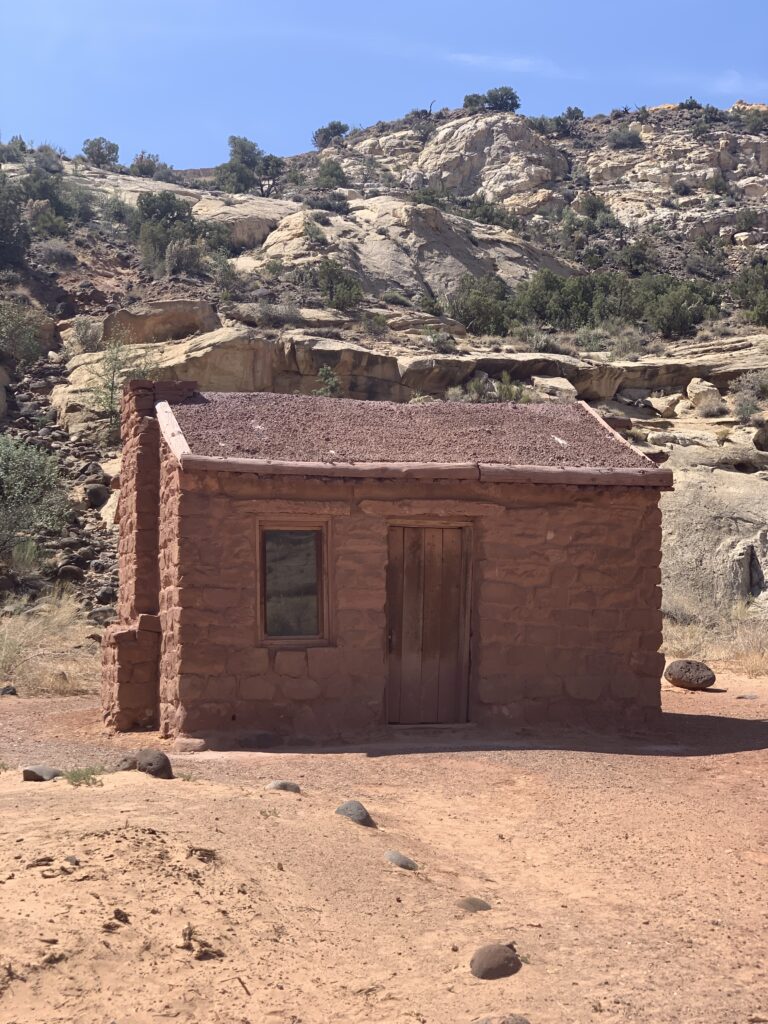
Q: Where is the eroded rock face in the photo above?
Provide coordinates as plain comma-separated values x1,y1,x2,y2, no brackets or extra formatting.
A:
416,114,569,201
102,300,221,346
191,195,297,248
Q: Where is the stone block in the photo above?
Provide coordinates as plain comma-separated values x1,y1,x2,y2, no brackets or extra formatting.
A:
239,674,278,701
227,648,269,675
565,674,606,701
274,650,307,678
280,677,322,701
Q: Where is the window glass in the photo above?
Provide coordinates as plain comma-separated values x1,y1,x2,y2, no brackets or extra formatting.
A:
263,530,321,637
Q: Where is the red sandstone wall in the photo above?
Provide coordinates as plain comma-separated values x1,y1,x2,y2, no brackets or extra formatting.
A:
101,381,195,731
154,469,664,741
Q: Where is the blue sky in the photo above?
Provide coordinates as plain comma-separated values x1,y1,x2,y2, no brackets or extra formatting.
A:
2,0,767,168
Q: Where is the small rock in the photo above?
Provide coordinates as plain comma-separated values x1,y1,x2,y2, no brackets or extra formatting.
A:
470,943,522,980
664,659,716,691
136,749,174,779
736,693,758,700
335,799,376,827
1,684,18,697
457,896,492,913
470,1016,531,1024
85,484,110,509
94,587,116,605
171,737,207,753
22,765,65,783
385,850,418,870
57,564,84,583
265,780,301,793
113,908,130,924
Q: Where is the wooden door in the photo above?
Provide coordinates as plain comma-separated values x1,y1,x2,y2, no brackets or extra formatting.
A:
387,526,470,725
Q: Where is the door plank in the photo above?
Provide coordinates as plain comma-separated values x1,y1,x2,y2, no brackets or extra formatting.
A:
419,527,443,723
386,527,405,724
437,528,464,723
398,527,425,724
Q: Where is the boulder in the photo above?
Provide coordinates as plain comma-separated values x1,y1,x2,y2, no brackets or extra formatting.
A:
102,300,221,346
664,659,716,690
686,377,722,408
469,943,522,980
136,749,174,779
530,375,578,399
457,896,492,913
646,393,683,417
85,483,110,509
265,780,301,793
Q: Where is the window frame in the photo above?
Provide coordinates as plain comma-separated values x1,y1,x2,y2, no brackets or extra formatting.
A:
256,519,331,648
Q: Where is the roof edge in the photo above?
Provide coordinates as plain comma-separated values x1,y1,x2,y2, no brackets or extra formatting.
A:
156,399,672,489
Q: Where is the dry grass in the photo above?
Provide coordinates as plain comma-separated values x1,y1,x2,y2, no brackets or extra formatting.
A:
0,590,101,696
663,597,768,677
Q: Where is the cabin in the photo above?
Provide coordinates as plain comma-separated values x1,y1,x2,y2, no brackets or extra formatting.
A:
102,380,672,743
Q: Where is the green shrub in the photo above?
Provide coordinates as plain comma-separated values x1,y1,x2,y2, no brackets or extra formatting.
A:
362,311,388,338
0,173,30,266
305,191,350,214
679,97,702,110
455,193,517,228
313,365,341,396
87,333,160,428
672,180,693,196
446,274,512,334
608,128,644,150
82,136,119,168
71,315,103,353
318,259,362,311
0,301,47,363
312,121,350,150
382,290,411,306
209,250,244,299
129,151,176,180
0,436,68,559
64,766,104,787
0,134,28,163
317,159,348,189
164,237,208,276
741,108,768,134
214,136,284,196
303,216,327,246
464,86,521,113
731,256,768,325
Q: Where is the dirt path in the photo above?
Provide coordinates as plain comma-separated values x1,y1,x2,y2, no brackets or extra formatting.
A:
0,674,766,1024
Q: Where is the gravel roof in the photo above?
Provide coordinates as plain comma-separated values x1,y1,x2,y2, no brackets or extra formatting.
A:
169,392,652,471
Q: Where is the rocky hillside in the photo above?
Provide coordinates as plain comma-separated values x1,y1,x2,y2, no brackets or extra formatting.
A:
1,97,768,625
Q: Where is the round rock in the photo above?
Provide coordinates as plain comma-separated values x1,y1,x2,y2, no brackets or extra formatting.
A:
471,1016,531,1024
457,896,492,913
385,850,418,870
57,564,84,583
266,780,301,794
335,799,376,827
136,749,174,779
114,755,137,772
470,943,522,980
664,659,716,691
171,737,207,753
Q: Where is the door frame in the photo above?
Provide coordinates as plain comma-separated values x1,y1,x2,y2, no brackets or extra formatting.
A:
385,520,473,726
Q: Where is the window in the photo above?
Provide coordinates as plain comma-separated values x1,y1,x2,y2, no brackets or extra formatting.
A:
261,528,325,640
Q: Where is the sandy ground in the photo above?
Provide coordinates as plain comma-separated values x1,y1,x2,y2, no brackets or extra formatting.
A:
0,670,766,1024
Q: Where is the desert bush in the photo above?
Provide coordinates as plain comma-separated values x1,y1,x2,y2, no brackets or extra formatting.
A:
64,766,104,787
697,393,728,418
729,369,768,423
679,97,703,110
318,259,362,311
164,237,208,276
0,172,30,266
87,333,160,428
0,437,68,559
69,315,103,354
382,290,411,306
317,159,348,189
672,180,693,197
741,108,768,134
313,365,342,396
0,300,47,363
312,121,349,150
361,312,388,338
608,128,644,150
82,136,119,168
209,250,245,299
35,238,77,267
0,591,100,695
663,597,768,677
422,327,456,353
252,300,303,328
305,191,350,215
135,190,197,274
455,193,517,228
303,216,328,246
464,86,521,114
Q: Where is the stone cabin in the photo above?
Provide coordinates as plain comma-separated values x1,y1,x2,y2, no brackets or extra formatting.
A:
102,380,673,744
